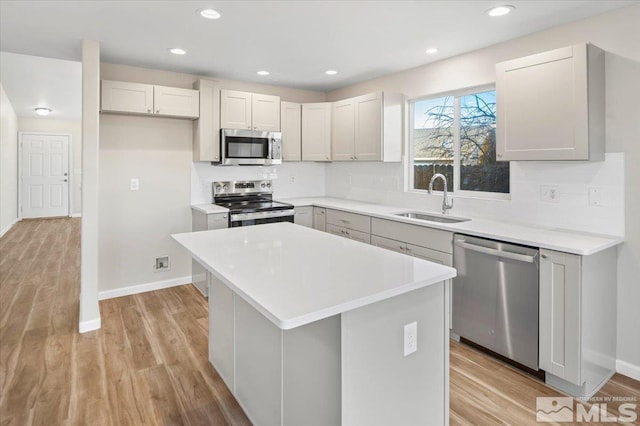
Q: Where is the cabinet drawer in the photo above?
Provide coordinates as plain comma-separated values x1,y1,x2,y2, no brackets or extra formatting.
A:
406,243,452,266
326,209,371,233
326,224,370,244
371,235,405,254
371,218,452,254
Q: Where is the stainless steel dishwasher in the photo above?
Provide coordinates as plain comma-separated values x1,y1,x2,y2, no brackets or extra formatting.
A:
452,234,540,372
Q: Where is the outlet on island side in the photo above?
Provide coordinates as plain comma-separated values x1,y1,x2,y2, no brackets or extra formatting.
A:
404,321,418,356
154,255,170,272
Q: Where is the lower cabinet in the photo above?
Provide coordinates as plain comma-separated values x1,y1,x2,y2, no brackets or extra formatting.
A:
313,207,326,232
539,247,617,397
191,209,228,296
326,209,371,244
294,206,313,228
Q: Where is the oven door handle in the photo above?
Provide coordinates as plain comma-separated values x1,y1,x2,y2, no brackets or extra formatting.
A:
455,240,538,264
230,209,295,222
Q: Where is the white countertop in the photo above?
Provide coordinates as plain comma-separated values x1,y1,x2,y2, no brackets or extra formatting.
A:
191,203,229,214
281,197,623,256
172,222,456,330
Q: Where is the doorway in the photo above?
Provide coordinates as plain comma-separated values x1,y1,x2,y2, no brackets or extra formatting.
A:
19,132,72,218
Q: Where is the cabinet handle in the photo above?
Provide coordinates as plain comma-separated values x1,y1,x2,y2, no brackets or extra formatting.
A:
147,108,151,113
497,153,503,158
541,254,548,259
156,109,160,114
353,156,358,160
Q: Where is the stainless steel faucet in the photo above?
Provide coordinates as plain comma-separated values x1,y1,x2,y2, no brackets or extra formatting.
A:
428,173,454,214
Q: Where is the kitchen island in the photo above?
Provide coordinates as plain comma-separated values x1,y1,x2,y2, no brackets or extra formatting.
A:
172,222,457,426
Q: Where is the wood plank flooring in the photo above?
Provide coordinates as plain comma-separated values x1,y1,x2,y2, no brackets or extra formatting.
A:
1,218,638,425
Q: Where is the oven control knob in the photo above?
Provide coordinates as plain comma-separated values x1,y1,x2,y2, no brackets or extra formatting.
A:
215,185,222,192
223,184,228,191
261,183,266,189
266,182,271,188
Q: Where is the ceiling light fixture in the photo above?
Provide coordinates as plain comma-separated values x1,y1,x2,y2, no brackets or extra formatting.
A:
325,70,338,75
169,48,187,55
35,107,51,116
257,70,270,76
425,48,439,55
486,5,515,17
199,8,221,19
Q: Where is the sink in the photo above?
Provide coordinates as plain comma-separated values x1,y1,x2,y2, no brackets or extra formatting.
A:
393,211,471,224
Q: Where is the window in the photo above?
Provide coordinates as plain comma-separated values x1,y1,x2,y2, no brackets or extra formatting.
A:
410,88,509,196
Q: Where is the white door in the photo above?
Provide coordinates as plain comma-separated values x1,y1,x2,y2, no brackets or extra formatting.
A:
21,133,70,218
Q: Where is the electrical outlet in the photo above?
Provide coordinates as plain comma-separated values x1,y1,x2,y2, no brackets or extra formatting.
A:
289,175,296,183
589,187,605,206
540,185,559,203
154,256,170,272
130,178,139,191
404,321,417,356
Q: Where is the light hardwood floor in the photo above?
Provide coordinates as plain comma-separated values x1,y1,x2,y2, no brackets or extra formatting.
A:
1,218,638,425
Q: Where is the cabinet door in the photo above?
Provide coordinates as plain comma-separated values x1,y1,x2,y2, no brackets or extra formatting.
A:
101,80,153,114
252,93,281,131
371,235,406,254
301,103,332,161
345,229,371,244
193,80,221,162
496,44,602,161
326,224,348,239
332,98,355,161
354,92,382,161
153,85,199,118
294,206,313,228
313,207,326,232
539,249,582,385
207,213,229,230
221,89,252,130
281,102,302,161
405,244,451,266
325,209,371,234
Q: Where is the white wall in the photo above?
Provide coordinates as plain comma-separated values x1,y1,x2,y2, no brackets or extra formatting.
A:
0,84,19,236
17,118,82,215
326,5,640,375
99,63,326,293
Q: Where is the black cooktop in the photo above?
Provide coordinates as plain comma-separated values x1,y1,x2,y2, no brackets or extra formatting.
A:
214,197,293,214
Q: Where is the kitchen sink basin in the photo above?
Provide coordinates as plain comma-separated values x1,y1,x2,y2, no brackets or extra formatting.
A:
393,211,471,224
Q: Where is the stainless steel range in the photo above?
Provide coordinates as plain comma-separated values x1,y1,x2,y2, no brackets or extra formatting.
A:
213,180,294,227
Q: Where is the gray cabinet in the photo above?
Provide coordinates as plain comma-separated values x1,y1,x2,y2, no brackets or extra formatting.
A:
191,209,228,296
193,79,221,162
301,103,332,161
539,247,617,397
220,90,280,131
281,102,302,161
313,207,326,232
496,43,604,161
101,80,199,118
326,209,371,244
294,206,313,228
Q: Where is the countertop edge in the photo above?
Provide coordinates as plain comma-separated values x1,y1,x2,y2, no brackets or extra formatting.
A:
280,197,624,256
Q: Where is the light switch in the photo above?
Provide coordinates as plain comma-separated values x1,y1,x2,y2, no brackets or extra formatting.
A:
130,178,139,191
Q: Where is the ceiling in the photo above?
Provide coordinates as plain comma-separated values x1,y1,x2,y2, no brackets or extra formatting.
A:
0,1,637,92
0,52,82,120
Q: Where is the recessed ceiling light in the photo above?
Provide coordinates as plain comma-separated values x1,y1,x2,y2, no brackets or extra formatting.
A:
325,70,338,75
486,5,515,17
35,107,51,116
425,48,439,55
199,8,221,19
169,48,187,55
257,70,270,76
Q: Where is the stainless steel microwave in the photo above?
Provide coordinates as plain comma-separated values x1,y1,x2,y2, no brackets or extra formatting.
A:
220,129,282,166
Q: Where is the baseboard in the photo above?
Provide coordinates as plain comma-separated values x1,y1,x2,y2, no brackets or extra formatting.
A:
98,275,192,300
70,213,82,218
0,218,19,238
616,359,640,381
79,317,101,333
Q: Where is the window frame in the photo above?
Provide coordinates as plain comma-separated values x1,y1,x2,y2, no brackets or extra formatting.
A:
406,84,510,200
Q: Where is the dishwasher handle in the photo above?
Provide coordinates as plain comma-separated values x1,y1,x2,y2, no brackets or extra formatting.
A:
455,239,538,264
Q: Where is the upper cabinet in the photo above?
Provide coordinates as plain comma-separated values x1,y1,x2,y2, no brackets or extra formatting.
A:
220,89,280,131
281,102,302,161
331,92,403,162
193,79,221,162
101,80,199,119
495,43,604,161
301,103,332,161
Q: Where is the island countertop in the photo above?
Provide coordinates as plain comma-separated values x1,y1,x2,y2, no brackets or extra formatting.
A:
172,222,456,330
